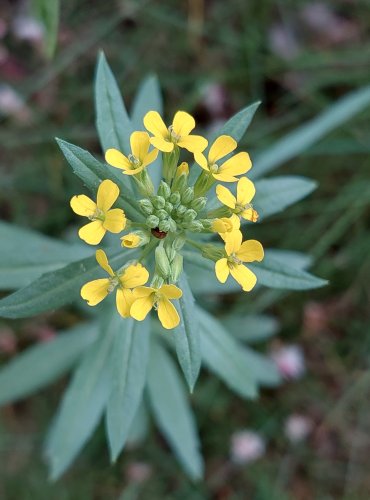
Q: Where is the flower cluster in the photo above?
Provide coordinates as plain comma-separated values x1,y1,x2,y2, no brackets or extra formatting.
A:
71,111,264,329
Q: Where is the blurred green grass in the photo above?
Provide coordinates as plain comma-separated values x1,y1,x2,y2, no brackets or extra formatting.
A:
0,0,370,498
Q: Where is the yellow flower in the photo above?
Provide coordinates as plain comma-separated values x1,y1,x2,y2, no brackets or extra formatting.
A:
121,233,141,248
130,284,183,329
81,250,149,318
70,179,126,245
105,131,158,176
212,214,240,236
143,110,208,153
216,177,259,222
194,135,252,182
215,231,264,292
175,161,189,178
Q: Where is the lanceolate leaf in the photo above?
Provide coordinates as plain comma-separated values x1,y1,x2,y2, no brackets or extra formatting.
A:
147,339,203,480
214,101,261,142
57,138,142,221
197,307,258,399
106,317,150,462
173,274,201,393
223,314,279,344
0,249,138,319
32,0,60,58
0,221,90,290
0,322,98,406
45,310,120,480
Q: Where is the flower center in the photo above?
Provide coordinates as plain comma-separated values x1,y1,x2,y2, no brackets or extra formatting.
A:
107,276,119,293
228,253,242,267
168,125,181,143
89,208,105,221
128,154,141,167
209,163,219,173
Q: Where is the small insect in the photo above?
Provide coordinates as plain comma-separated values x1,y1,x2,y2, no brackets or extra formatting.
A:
151,227,167,239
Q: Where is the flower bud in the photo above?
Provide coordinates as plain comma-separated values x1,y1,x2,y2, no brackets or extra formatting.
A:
157,181,171,199
175,161,189,178
169,192,181,206
151,274,164,289
171,253,183,282
165,245,176,262
155,245,171,279
172,172,187,193
151,196,165,209
181,187,194,204
185,220,204,232
172,234,186,251
199,218,213,230
146,215,160,228
156,209,168,220
183,209,197,222
164,202,173,213
158,219,170,232
138,198,154,215
121,230,150,248
176,205,187,217
168,218,177,233
191,196,207,212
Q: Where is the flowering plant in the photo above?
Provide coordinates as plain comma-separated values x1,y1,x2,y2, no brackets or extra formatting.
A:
0,53,326,480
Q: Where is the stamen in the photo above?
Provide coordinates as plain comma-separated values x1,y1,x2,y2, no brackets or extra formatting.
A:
168,125,180,142
209,163,219,173
128,154,141,166
88,208,105,221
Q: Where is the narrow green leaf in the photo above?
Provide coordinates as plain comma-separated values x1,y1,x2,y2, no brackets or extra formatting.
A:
106,317,150,462
147,339,203,480
126,400,149,447
253,176,317,220
95,52,133,156
214,101,261,142
57,138,142,221
266,250,312,270
32,0,60,58
45,310,119,480
0,221,90,290
240,346,281,387
173,274,201,392
0,322,98,406
0,248,137,319
197,307,258,399
252,85,370,179
131,75,163,189
223,314,280,343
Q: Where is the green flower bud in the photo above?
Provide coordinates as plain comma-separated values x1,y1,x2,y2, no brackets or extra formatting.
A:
198,218,213,230
156,209,168,220
176,205,187,217
158,219,170,232
168,218,177,233
165,245,176,262
172,234,186,251
172,172,187,193
185,220,204,232
169,192,181,206
151,274,164,289
191,196,207,212
183,209,197,222
155,245,171,278
138,198,154,215
157,181,171,199
194,170,215,197
146,215,160,228
151,195,166,209
181,187,194,204
171,253,183,282
164,202,173,213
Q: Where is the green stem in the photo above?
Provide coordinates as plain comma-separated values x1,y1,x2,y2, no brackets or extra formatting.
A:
139,238,157,263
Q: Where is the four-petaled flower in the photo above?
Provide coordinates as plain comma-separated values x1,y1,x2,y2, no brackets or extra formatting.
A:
216,177,259,222
215,231,264,292
194,135,252,182
144,110,208,153
70,179,126,245
130,284,183,329
81,250,149,317
105,131,158,176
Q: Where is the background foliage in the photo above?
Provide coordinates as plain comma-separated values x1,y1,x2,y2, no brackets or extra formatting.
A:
0,0,369,498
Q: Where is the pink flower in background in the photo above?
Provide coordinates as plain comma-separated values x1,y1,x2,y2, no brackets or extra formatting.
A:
12,16,44,44
126,462,152,483
285,414,313,443
0,84,24,116
270,344,305,380
0,327,17,354
230,430,266,465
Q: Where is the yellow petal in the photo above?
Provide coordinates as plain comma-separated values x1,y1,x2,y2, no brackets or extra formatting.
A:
212,217,233,233
175,162,189,177
144,111,168,138
121,233,141,248
236,240,264,263
78,220,106,245
132,286,156,298
177,135,208,153
224,229,242,255
229,264,257,292
95,249,114,276
130,295,154,321
172,111,195,137
219,215,241,241
120,264,149,289
215,258,229,283
208,135,237,164
149,136,174,152
105,149,131,170
237,177,255,205
81,278,110,306
122,165,145,176
194,152,209,171
103,208,126,233
216,184,236,209
241,207,259,222
219,152,252,177
142,148,159,168
116,288,134,318
97,179,120,212
130,131,150,161
70,195,96,216
213,172,239,182
157,297,180,329
160,284,183,299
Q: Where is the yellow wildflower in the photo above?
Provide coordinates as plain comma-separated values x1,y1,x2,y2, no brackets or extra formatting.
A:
212,214,240,236
105,131,158,176
216,177,259,222
121,233,141,248
194,135,252,182
81,250,149,318
70,179,126,245
130,284,183,329
143,110,208,153
215,231,264,292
